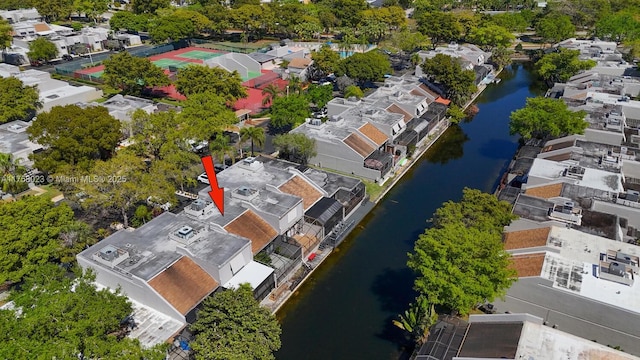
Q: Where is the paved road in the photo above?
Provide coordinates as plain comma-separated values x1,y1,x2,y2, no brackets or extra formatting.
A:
493,277,640,355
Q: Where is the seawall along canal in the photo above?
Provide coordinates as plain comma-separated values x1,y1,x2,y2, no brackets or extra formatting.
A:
276,63,545,359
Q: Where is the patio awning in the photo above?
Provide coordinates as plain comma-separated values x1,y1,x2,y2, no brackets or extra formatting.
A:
305,197,342,225
223,261,274,290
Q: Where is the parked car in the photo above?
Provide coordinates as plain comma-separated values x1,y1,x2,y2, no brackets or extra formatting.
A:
197,172,210,184
214,164,228,173
62,54,73,61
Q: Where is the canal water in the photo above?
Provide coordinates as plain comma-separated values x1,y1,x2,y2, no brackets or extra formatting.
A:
276,64,544,359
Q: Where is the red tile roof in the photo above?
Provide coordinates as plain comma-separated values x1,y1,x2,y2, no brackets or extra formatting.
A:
279,175,322,210
503,228,551,250
224,210,277,254
359,123,388,146
343,133,375,157
148,257,218,315
386,104,413,122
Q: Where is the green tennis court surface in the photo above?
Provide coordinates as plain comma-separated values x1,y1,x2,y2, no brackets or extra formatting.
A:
152,58,194,69
242,71,262,81
177,50,223,60
90,70,104,78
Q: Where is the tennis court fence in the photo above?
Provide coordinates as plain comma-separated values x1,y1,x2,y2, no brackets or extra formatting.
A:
54,39,190,79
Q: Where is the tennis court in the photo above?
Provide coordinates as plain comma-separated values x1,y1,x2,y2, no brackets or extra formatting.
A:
243,71,262,81
151,58,195,69
176,50,224,60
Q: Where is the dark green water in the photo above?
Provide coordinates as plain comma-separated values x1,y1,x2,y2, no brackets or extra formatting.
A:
276,64,543,360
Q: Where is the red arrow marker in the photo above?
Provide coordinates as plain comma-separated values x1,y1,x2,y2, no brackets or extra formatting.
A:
201,156,224,216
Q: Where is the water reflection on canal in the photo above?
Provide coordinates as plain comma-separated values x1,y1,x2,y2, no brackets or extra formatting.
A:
276,64,544,360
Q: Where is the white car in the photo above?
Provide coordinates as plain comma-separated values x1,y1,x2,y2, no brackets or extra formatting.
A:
197,172,210,184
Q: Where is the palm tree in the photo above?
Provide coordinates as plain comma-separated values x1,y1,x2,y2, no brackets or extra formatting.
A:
209,135,236,166
287,75,302,95
261,84,281,106
240,126,265,157
0,152,27,194
410,53,422,66
392,296,437,345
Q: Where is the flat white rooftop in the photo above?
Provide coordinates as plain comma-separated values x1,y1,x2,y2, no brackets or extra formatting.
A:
529,227,640,315
516,320,639,360
527,158,624,193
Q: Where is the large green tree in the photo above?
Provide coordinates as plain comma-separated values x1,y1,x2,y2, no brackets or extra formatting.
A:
416,12,462,46
311,44,341,75
535,13,575,45
0,19,12,51
79,151,174,228
27,37,59,63
273,133,317,165
176,65,247,101
466,24,514,51
595,11,640,43
103,52,170,95
306,84,333,108
509,97,588,140
131,0,170,14
407,188,517,315
27,105,121,173
190,284,281,360
535,48,596,86
0,265,166,359
109,11,151,32
179,92,238,141
421,54,477,106
0,77,41,124
74,0,109,23
0,196,94,284
35,0,74,22
148,16,195,42
269,94,311,131
336,51,391,83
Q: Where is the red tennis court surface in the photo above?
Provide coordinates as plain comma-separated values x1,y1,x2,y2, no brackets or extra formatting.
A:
75,47,284,112
75,47,225,78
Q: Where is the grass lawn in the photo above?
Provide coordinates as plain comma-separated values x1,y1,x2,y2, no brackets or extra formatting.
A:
363,180,383,201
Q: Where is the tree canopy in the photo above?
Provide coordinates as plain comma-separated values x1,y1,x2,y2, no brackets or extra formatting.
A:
27,37,59,63
534,48,596,86
0,196,94,284
78,150,174,228
421,54,477,106
190,284,281,360
179,92,238,140
102,52,170,95
273,133,317,165
109,11,150,32
306,84,333,108
415,12,462,45
269,94,311,131
131,0,170,14
0,19,11,50
27,105,121,174
509,97,588,140
595,11,640,43
148,16,195,42
535,13,575,45
336,51,391,83
466,24,514,50
407,188,517,315
311,44,341,76
0,77,41,124
0,265,166,359
175,65,247,101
